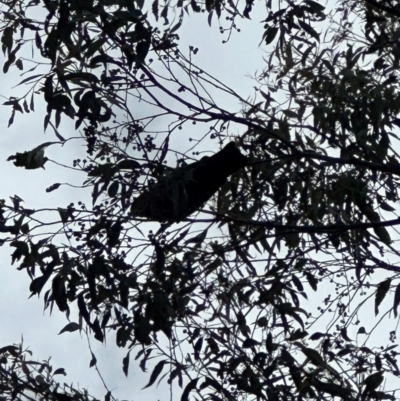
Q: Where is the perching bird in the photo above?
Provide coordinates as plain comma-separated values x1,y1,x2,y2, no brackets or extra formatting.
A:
294,342,342,381
130,141,247,222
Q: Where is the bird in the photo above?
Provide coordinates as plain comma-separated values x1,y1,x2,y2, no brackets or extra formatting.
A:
293,342,342,381
7,142,61,170
130,141,247,222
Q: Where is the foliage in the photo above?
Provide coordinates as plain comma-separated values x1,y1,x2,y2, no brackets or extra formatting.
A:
0,343,99,401
1,0,400,400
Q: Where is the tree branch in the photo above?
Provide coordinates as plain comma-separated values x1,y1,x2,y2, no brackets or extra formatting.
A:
202,211,400,233
294,151,400,176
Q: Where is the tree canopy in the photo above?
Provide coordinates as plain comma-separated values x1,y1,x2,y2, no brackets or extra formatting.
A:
1,0,400,400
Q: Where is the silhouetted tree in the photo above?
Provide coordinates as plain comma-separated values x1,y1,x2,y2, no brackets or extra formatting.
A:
1,0,400,400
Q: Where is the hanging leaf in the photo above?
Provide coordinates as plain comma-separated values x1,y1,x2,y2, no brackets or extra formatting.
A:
191,0,201,12
58,322,80,334
393,282,400,317
362,371,384,394
152,0,159,20
380,201,396,212
122,351,130,376
304,0,325,13
374,226,391,245
58,208,68,224
46,183,61,193
305,272,318,291
298,20,320,41
107,181,119,198
185,229,208,245
142,360,166,389
263,26,278,45
340,327,352,342
53,368,66,376
375,278,391,315
89,351,97,368
193,337,203,360
181,378,199,401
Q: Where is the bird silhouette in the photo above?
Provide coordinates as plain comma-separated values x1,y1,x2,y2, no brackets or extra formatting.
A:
130,141,247,221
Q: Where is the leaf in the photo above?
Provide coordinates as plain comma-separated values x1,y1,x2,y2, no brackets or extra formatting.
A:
288,329,308,341
90,318,104,342
85,38,107,59
282,109,298,119
46,183,61,193
14,73,43,87
115,159,141,170
1,26,13,55
380,201,395,212
263,26,278,45
257,317,268,327
298,20,320,41
0,346,19,356
393,282,400,317
10,241,29,263
58,322,80,334
8,109,14,127
89,351,97,367
152,0,159,20
375,354,382,371
51,124,66,141
29,274,51,295
58,208,68,223
304,0,325,12
373,226,391,245
358,327,367,334
77,294,90,325
305,272,318,291
207,10,213,27
108,181,119,198
185,229,208,245
53,368,66,376
384,353,400,373
30,92,35,111
375,278,391,315
285,232,299,248
181,378,199,401
142,360,166,389
136,40,150,66
242,338,261,348
194,337,203,360
34,31,42,51
66,71,99,82
291,275,304,292
363,371,384,393
191,0,201,12
312,379,353,398
340,327,352,341
122,351,130,376
22,99,29,113
170,15,183,34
